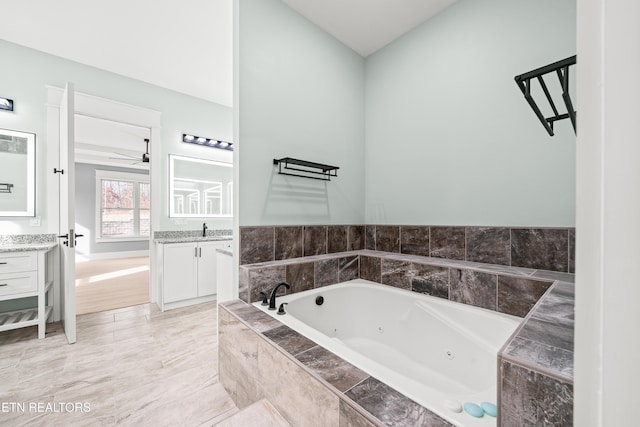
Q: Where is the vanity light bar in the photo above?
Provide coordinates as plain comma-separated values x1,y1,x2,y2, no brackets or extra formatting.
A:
182,134,233,151
0,97,13,112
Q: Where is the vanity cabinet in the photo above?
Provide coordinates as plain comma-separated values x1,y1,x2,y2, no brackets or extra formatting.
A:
0,247,55,338
159,240,231,310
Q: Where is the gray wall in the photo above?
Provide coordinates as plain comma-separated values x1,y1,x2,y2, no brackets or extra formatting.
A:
364,0,576,226
0,39,233,235
75,163,149,256
236,0,576,229
238,0,366,226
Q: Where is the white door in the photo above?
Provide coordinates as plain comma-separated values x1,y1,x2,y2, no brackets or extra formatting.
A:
163,243,198,303
197,241,222,296
58,83,77,344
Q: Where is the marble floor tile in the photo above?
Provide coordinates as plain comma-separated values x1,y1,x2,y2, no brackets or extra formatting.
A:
215,398,291,427
0,301,240,426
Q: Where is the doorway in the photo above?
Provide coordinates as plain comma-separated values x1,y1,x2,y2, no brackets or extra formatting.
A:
73,115,152,315
47,86,162,326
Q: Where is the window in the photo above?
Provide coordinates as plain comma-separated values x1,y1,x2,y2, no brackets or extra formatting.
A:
96,170,150,241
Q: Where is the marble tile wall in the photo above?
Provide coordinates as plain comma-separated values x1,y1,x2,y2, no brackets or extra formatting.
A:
239,253,363,304
379,225,573,273
240,225,365,265
240,251,554,318
240,225,575,273
498,280,575,426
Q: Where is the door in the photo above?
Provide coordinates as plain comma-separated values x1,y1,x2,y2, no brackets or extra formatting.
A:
163,243,197,303
58,83,77,344
197,242,222,296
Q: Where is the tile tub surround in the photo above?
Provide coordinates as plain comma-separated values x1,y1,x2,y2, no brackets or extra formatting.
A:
240,225,365,265
219,300,454,427
240,225,575,273
498,280,575,426
224,279,576,427
239,250,557,319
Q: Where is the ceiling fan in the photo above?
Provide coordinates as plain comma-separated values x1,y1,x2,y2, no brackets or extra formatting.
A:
109,138,150,165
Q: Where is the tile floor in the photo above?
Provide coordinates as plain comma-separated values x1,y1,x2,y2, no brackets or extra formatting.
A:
0,301,240,426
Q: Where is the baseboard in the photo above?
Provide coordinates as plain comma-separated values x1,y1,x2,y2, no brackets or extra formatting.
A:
161,295,217,311
76,250,149,261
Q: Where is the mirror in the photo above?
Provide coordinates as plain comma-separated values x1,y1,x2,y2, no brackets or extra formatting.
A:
169,154,233,217
0,128,35,217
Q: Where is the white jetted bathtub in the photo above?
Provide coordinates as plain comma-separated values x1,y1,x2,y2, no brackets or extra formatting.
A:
255,279,521,427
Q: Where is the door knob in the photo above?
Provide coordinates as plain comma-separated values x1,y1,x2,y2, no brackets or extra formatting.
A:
57,234,70,247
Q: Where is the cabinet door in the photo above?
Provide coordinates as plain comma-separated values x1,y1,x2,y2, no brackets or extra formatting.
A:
197,241,225,296
163,243,197,303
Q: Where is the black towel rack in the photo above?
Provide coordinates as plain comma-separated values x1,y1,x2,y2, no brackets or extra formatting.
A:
0,183,13,193
515,55,576,136
273,157,339,181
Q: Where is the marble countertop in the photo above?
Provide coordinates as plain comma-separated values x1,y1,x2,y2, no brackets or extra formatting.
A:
153,229,233,244
154,236,233,244
499,279,575,382
0,242,57,253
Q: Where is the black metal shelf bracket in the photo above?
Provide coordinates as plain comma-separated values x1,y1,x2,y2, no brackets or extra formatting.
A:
273,157,339,181
0,183,13,193
515,55,576,136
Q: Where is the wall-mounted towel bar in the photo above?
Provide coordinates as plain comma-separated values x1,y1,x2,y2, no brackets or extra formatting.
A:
515,55,576,136
273,157,339,181
0,183,13,193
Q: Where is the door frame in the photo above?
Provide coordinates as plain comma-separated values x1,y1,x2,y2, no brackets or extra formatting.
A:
46,86,162,319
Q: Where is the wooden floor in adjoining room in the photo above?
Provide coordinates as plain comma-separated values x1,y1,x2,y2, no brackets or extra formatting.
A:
75,256,150,315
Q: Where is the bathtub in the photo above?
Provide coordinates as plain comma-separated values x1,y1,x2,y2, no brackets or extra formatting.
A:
255,279,521,426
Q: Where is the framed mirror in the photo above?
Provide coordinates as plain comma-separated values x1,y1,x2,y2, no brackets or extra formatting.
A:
0,128,35,217
169,154,233,217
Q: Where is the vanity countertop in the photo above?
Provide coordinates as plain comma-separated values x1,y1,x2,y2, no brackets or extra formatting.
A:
154,236,233,244
153,229,233,244
0,242,57,253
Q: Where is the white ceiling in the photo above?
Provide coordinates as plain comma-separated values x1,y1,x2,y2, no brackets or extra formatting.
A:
74,115,151,170
1,0,454,166
0,0,233,107
282,0,457,57
1,0,456,111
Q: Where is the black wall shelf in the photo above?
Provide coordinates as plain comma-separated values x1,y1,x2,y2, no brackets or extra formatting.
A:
273,157,339,181
0,183,13,193
515,55,576,136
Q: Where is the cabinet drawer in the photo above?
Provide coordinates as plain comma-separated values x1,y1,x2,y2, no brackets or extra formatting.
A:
0,272,38,297
0,252,37,273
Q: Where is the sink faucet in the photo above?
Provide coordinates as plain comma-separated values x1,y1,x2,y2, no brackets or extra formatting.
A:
202,222,208,237
269,282,290,310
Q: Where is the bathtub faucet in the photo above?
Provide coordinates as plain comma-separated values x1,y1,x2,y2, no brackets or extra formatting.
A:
269,282,290,310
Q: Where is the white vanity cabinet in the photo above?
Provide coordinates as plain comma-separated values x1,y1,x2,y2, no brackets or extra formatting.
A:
0,247,55,339
159,240,231,311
